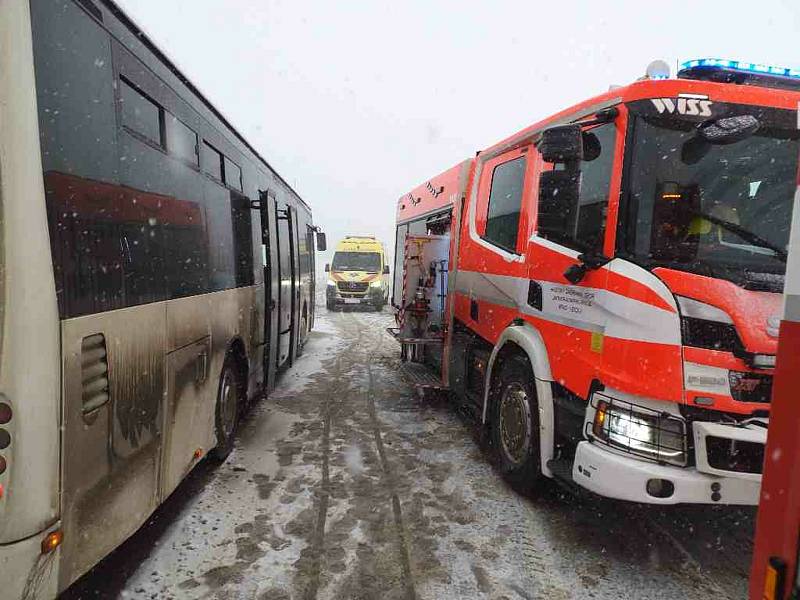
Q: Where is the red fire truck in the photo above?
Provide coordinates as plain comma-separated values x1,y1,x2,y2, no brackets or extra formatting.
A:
391,59,800,505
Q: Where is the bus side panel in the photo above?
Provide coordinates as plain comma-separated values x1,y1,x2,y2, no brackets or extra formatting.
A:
59,304,166,590
161,295,213,499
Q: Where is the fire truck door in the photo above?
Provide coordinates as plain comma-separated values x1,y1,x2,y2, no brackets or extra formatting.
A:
527,242,609,397
527,121,618,396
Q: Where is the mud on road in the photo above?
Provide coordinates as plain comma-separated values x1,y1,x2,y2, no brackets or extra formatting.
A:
65,305,755,600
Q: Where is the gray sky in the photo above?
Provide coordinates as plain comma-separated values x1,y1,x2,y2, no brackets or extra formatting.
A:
116,0,800,268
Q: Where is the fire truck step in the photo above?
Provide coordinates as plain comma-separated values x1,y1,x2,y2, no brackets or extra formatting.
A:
399,362,444,387
546,457,580,492
399,362,448,400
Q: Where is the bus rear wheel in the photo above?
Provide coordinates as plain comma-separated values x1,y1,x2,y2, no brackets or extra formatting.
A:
210,357,241,462
490,354,542,491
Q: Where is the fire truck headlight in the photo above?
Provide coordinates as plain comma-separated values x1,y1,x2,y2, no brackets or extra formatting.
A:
326,280,335,288
369,280,382,288
592,400,687,466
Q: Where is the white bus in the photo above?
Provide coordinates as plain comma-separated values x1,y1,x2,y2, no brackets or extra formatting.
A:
0,0,325,597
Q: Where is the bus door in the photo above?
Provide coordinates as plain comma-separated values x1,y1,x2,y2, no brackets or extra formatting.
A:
306,224,317,335
257,189,275,387
276,201,296,368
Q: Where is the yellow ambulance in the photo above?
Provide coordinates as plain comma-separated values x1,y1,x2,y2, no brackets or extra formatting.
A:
325,236,390,310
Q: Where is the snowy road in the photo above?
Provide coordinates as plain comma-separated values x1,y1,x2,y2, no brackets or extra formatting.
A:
64,305,755,600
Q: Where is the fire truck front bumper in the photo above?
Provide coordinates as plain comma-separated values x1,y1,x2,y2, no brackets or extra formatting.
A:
572,441,761,505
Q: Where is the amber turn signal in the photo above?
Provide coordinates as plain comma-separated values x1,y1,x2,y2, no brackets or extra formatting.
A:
41,530,63,554
193,448,203,460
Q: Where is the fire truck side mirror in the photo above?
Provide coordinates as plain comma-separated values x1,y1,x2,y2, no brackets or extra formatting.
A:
537,124,583,163
316,231,327,252
383,265,390,275
537,169,580,244
324,263,330,272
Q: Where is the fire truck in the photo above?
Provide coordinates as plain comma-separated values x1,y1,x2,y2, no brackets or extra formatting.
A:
391,58,800,505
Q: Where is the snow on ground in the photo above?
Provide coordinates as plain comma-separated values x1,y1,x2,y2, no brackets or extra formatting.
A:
67,303,755,600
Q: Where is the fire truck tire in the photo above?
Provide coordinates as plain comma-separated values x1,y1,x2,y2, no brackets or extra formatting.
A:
210,357,242,462
490,354,542,489
326,299,336,311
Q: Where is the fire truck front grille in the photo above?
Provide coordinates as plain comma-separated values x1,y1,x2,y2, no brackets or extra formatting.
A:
337,281,368,294
706,436,765,474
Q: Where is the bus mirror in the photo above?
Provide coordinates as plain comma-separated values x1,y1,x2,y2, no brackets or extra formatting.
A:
537,170,580,243
324,263,330,272
538,124,583,163
383,265,390,275
316,231,327,251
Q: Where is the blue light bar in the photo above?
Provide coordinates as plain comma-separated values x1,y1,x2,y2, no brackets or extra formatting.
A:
679,58,800,80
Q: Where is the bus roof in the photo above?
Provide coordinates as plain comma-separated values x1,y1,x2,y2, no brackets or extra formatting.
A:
98,0,311,213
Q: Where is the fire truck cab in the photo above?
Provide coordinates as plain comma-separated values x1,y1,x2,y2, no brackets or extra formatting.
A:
392,59,800,505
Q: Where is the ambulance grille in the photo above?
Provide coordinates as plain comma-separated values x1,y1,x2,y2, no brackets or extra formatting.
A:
337,281,368,293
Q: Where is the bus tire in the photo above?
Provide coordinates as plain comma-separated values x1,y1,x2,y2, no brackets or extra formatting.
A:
490,354,542,490
210,357,241,462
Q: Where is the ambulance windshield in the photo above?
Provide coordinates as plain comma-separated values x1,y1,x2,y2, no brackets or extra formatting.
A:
623,105,799,291
331,251,382,272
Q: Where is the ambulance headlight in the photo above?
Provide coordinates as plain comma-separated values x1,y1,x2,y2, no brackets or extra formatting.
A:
592,399,687,466
369,280,382,288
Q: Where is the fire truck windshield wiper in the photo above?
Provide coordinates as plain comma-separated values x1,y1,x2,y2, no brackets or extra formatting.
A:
692,210,788,262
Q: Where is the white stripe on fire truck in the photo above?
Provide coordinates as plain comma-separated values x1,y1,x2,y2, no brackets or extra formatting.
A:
455,270,681,346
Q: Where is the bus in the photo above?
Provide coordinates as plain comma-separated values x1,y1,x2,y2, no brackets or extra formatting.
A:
0,0,324,597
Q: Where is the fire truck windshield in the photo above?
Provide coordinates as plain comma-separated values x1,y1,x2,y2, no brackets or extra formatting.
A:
623,107,799,291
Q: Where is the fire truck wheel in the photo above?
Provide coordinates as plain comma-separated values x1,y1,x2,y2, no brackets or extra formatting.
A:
490,354,541,489
326,299,336,311
209,358,242,462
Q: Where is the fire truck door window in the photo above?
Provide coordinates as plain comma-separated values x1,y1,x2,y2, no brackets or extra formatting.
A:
575,122,617,252
484,157,527,252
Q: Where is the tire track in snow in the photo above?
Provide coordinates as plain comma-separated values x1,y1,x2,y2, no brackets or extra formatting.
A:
365,356,417,600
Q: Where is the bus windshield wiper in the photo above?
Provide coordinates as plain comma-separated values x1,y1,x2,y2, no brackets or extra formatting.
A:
692,210,787,262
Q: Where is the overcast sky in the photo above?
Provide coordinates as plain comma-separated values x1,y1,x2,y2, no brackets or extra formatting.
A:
116,0,800,269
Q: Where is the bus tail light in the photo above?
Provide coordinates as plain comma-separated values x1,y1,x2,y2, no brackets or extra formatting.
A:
0,402,11,424
41,530,63,554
